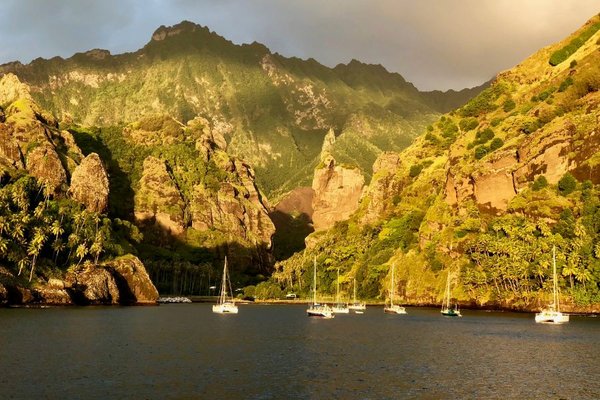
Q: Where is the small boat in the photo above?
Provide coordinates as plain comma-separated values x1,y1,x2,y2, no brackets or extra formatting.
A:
307,257,334,319
441,270,461,317
535,246,569,324
212,256,238,314
348,278,366,312
332,269,349,314
383,263,407,314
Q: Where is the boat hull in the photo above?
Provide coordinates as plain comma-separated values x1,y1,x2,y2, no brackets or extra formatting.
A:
348,303,366,311
535,311,569,324
212,303,239,314
307,304,334,319
441,309,462,317
384,305,407,314
332,305,350,314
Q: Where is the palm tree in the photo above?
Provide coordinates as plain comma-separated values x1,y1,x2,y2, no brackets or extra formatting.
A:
28,227,47,281
75,243,88,267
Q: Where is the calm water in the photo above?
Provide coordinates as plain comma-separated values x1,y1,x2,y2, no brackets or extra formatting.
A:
1,304,599,399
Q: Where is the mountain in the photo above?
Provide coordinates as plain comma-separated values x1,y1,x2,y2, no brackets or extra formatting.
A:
0,21,484,201
271,14,600,311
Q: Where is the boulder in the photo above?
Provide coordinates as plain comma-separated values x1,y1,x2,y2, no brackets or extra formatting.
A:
32,286,72,305
65,266,120,305
69,153,110,213
105,255,159,304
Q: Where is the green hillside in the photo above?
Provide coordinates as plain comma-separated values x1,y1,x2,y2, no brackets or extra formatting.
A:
269,14,600,311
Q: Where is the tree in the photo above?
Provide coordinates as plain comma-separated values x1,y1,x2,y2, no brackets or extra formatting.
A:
558,173,577,196
532,176,548,191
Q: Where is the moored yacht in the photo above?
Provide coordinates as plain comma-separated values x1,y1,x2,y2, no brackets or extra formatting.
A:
307,257,334,319
383,263,407,314
535,246,569,324
212,257,238,314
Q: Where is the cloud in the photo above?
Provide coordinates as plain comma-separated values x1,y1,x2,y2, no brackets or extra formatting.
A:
0,0,598,90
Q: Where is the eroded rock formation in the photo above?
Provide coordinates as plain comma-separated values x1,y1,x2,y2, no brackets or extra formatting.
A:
311,155,364,231
69,153,110,213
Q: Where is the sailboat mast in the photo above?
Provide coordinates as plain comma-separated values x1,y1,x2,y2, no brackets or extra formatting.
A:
353,278,357,303
336,269,340,304
553,245,559,311
446,271,451,309
313,256,317,305
390,263,395,307
219,257,228,304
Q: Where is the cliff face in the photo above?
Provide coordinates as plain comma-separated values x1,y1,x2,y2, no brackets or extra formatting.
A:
311,155,364,231
119,114,276,271
445,121,600,214
135,155,187,235
310,129,365,231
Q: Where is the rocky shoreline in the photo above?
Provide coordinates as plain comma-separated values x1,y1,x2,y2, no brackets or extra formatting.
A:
0,255,159,307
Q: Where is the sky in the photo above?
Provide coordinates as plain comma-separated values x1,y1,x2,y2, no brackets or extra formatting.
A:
0,0,598,90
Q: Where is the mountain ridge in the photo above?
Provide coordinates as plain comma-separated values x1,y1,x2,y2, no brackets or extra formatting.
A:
0,20,487,199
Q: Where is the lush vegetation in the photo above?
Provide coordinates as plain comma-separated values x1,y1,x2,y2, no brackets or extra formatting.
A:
549,21,600,66
267,15,600,310
0,174,140,284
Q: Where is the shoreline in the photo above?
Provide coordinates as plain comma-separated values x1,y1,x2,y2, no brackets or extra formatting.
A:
3,295,599,315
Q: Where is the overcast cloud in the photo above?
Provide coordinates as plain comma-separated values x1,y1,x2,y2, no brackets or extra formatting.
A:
0,0,598,90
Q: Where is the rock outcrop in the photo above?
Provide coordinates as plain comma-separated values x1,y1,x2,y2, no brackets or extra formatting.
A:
69,153,110,213
0,255,158,307
361,152,402,223
105,255,159,304
65,266,121,305
311,155,365,231
445,123,600,213
134,156,186,235
25,144,68,195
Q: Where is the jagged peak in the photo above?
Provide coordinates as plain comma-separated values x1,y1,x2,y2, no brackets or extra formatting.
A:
79,49,111,60
0,73,32,105
151,20,209,41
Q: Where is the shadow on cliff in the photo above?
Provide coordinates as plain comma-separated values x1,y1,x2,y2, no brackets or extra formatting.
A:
137,221,274,296
70,129,135,219
270,210,314,261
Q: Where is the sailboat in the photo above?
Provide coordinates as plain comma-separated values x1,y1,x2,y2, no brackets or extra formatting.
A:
348,278,366,313
384,263,407,314
441,270,461,317
332,269,349,314
535,246,569,324
212,256,238,314
307,257,334,319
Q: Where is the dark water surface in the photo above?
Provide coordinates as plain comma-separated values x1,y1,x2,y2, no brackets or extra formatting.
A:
1,304,599,399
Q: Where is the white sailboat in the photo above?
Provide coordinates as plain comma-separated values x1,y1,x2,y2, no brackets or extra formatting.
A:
332,269,349,314
348,278,366,313
535,246,569,324
212,256,238,314
307,257,334,319
384,263,407,314
441,270,461,317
